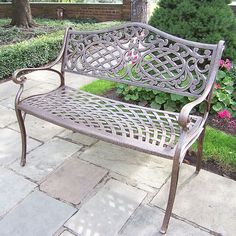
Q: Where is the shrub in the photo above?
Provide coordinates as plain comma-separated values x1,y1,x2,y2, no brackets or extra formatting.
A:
0,31,64,80
149,0,236,59
116,59,236,117
0,19,123,80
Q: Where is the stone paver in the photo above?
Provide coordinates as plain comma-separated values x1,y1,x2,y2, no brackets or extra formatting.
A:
0,82,57,110
26,69,62,86
9,115,65,142
80,141,172,189
65,73,96,89
152,164,236,236
0,105,16,128
0,81,19,101
0,80,41,101
0,191,76,236
40,158,107,204
28,64,97,89
20,82,58,99
1,64,236,236
0,96,15,110
10,138,82,181
0,128,41,166
0,167,36,217
119,205,210,236
59,230,75,236
58,130,97,146
65,179,146,236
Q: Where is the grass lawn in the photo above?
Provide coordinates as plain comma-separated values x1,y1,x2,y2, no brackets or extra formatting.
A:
199,127,236,171
81,80,116,95
81,79,236,173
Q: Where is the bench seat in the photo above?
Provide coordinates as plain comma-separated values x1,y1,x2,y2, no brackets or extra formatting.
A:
17,85,202,158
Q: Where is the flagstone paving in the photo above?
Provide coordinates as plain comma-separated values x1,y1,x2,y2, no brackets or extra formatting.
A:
0,128,41,166
0,66,235,236
10,138,82,182
57,130,97,146
9,116,65,142
64,179,147,236
0,167,36,218
152,165,236,236
40,158,108,204
80,141,172,189
0,191,76,236
119,205,211,236
59,231,75,236
0,105,17,128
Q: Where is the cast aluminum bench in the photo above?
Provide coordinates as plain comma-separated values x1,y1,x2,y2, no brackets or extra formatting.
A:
12,23,224,234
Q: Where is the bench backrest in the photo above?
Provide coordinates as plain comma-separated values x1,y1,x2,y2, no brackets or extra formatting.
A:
61,23,224,97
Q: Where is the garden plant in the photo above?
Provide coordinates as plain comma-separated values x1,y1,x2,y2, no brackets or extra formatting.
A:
149,0,236,59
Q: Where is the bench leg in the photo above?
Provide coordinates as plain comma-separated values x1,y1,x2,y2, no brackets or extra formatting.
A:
15,108,27,166
160,159,180,234
195,126,206,174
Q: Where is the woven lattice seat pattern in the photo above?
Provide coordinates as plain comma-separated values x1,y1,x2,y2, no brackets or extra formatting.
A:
18,86,202,157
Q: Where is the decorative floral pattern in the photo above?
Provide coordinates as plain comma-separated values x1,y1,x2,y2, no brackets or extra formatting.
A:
62,23,218,97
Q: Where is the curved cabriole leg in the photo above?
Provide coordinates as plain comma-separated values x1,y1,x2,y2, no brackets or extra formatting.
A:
15,108,27,166
160,157,180,234
195,126,206,174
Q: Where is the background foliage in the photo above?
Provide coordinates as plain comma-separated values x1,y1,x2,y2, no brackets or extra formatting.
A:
116,65,236,117
149,0,236,60
0,19,122,80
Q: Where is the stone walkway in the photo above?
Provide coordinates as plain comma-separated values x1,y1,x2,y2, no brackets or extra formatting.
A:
0,67,235,236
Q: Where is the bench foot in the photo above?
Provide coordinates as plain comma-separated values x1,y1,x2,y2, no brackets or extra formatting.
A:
195,127,206,174
159,229,167,234
160,159,180,234
15,108,27,166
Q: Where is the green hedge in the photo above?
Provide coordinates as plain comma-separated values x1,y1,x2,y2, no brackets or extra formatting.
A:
149,0,236,60
0,31,63,80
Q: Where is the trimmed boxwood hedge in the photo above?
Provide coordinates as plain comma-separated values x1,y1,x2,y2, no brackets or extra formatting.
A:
0,31,64,80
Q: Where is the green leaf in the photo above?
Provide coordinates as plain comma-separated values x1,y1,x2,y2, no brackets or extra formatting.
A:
217,70,226,80
212,103,223,112
199,103,206,114
150,101,161,109
217,93,227,102
155,95,166,104
224,86,234,94
164,101,178,112
153,90,160,95
231,101,236,107
222,77,234,86
124,95,131,101
130,94,139,101
170,94,183,101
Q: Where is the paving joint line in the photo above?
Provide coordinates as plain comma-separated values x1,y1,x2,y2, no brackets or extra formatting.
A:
148,204,223,236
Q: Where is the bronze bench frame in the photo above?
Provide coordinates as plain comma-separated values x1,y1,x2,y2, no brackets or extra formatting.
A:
12,23,224,234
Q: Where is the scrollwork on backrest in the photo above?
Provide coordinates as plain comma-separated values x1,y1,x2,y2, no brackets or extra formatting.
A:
62,23,220,97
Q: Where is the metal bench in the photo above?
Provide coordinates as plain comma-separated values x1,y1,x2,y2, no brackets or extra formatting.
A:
12,23,224,234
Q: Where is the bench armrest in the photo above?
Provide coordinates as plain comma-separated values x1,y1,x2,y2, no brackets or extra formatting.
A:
12,27,71,85
178,40,224,130
178,85,213,129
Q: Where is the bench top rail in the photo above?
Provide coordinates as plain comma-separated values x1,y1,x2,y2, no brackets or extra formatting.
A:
62,22,224,97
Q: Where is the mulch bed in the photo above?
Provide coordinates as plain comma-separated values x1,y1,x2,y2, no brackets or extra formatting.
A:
185,151,236,181
207,115,236,136
104,88,236,181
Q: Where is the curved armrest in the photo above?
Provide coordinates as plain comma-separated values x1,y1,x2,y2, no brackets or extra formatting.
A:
12,67,63,85
178,40,224,130
178,86,212,129
12,27,72,85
